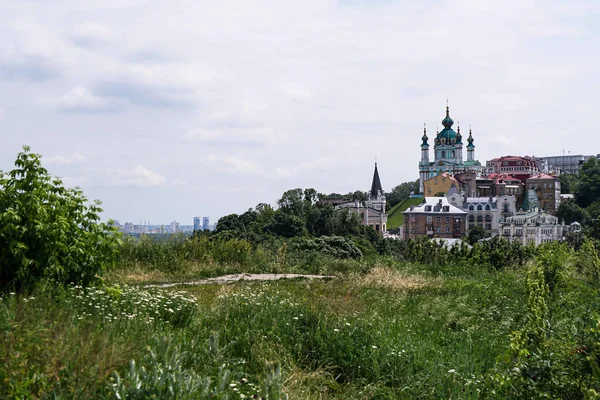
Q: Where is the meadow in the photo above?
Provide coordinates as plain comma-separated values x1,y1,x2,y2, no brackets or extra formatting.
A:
2,236,600,399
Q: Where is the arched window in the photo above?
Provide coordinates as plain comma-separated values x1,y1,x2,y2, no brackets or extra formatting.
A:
477,204,483,211
485,204,491,210
503,203,510,212
452,150,455,158
469,215,475,222
441,150,446,158
477,215,483,223
468,204,474,211
485,214,492,222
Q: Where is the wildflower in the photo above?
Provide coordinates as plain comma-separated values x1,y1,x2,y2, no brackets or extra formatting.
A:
333,328,340,332
293,317,299,320
448,369,456,373
345,322,351,326
371,345,378,349
230,383,236,387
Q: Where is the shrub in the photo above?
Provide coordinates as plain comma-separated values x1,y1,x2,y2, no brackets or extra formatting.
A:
0,147,120,291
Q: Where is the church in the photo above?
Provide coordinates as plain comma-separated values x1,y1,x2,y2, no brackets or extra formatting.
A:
418,105,483,193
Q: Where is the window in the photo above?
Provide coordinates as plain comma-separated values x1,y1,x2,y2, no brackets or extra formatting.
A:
425,205,432,211
441,150,446,158
426,216,432,223
477,204,483,211
445,226,450,232
485,214,492,222
477,215,483,223
446,217,450,223
442,206,450,212
435,227,440,232
469,215,475,222
436,217,441,222
485,224,491,230
468,204,474,211
485,204,491,210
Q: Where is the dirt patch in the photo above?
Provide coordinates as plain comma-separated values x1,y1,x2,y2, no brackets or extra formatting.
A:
360,266,440,291
144,273,335,288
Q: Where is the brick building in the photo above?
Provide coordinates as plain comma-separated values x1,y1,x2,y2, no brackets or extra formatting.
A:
402,197,466,240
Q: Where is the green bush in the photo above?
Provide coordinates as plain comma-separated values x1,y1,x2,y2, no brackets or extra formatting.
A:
0,147,120,291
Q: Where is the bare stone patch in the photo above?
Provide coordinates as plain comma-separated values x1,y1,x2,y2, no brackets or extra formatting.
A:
144,273,335,288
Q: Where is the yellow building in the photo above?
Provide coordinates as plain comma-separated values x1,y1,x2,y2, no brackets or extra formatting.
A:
423,172,458,196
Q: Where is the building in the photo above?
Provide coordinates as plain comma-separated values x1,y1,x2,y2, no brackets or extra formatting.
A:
485,155,542,179
170,220,180,233
418,104,483,193
202,217,210,231
446,188,517,236
526,173,561,214
402,197,466,240
498,189,566,246
338,163,388,232
537,154,598,175
423,172,458,196
193,217,201,231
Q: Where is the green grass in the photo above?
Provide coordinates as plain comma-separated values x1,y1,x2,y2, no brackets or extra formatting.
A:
387,197,424,229
2,244,600,399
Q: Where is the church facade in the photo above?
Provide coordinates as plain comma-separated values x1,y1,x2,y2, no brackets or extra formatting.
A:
419,105,483,193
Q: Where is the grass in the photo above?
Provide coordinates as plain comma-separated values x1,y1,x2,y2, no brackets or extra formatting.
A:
2,243,599,398
1,262,530,399
387,197,424,229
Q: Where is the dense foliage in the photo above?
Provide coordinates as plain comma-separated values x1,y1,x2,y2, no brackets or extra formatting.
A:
0,147,120,291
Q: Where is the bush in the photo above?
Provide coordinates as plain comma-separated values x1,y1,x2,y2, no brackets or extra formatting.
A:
0,147,120,291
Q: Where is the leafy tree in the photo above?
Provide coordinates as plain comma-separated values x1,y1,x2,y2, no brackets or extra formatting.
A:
466,224,487,245
556,199,588,225
0,146,120,291
385,179,419,208
558,173,579,194
214,214,243,234
264,211,306,238
576,158,600,208
277,188,305,216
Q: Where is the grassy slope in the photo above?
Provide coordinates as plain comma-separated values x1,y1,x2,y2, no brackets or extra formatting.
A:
387,197,424,229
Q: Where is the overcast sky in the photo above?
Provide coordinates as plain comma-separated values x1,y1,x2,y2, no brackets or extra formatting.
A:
1,0,598,224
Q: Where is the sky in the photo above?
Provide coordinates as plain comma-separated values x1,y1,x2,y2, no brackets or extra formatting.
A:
1,0,599,225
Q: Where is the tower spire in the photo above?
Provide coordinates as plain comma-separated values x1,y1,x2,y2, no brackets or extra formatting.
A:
370,162,383,199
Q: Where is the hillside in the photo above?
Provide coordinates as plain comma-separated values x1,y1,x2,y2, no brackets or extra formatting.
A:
387,197,424,230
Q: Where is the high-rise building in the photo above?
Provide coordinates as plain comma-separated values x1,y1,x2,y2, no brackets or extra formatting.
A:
202,217,209,231
193,217,201,231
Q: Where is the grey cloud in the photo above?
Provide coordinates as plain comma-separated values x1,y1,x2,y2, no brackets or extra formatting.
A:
0,54,61,82
93,78,195,109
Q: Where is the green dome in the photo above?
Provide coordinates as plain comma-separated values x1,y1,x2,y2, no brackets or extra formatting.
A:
435,106,458,144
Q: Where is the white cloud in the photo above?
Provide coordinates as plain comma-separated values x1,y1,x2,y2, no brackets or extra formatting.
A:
0,108,5,120
108,166,166,187
495,135,515,146
38,86,124,113
69,22,110,48
61,176,88,187
204,155,262,176
46,152,86,165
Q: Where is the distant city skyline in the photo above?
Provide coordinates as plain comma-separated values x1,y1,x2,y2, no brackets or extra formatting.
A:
2,1,599,223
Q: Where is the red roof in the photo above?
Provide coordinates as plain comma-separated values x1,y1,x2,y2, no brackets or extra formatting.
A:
528,173,556,180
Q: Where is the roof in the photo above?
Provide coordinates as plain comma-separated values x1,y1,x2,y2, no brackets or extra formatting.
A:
424,172,457,182
527,173,556,180
403,197,466,215
370,163,383,198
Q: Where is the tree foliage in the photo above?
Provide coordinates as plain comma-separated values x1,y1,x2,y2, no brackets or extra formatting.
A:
385,179,420,208
576,158,600,208
0,147,120,290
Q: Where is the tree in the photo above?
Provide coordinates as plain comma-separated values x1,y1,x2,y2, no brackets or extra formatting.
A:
558,173,579,194
385,179,420,208
576,158,600,208
0,146,120,291
466,225,487,245
556,199,588,225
